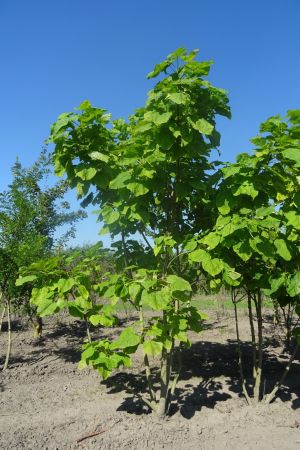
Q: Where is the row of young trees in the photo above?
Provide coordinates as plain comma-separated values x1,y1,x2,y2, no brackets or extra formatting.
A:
15,48,300,417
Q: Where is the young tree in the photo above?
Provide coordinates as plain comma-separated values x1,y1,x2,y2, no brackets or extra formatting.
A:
0,150,86,368
188,111,300,404
27,47,231,417
17,243,117,343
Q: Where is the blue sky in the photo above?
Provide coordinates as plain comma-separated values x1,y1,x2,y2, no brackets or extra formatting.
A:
1,0,299,246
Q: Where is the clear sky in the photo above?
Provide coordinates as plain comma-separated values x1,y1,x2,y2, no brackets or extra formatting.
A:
1,0,299,246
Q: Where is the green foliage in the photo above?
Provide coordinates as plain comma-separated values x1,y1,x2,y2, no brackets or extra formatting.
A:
12,47,300,412
17,242,116,323
186,111,300,298
42,47,231,416
0,150,86,325
185,111,300,404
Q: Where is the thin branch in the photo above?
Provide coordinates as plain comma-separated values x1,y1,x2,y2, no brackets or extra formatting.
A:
264,345,299,404
140,230,153,251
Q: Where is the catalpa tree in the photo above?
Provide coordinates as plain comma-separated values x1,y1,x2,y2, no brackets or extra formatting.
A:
187,111,300,404
22,48,231,417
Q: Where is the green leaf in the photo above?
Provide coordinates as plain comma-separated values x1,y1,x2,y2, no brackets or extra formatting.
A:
111,327,140,349
256,205,275,218
16,275,37,286
98,366,112,380
129,283,141,301
285,211,300,229
222,165,240,179
89,314,115,327
202,232,220,249
191,119,214,135
68,303,84,318
167,93,188,105
147,60,173,79
89,151,109,163
127,182,149,196
265,275,285,296
223,269,241,287
143,340,163,357
76,167,97,181
233,241,252,262
188,248,211,263
286,272,300,297
37,299,58,317
256,239,275,258
202,258,224,276
174,331,189,343
184,239,197,251
141,290,170,310
78,359,87,370
274,239,292,261
216,191,231,215
81,344,95,360
144,111,172,126
109,172,131,189
233,181,259,199
168,47,187,59
57,277,75,293
78,100,91,110
102,209,120,225
166,275,192,292
78,284,89,300
282,148,300,166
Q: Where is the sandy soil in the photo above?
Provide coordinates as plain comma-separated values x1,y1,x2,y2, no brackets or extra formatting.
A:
0,310,299,450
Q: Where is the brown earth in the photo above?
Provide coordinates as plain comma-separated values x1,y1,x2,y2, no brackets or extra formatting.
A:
0,309,299,450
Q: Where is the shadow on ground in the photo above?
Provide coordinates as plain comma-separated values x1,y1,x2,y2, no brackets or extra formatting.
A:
104,340,300,418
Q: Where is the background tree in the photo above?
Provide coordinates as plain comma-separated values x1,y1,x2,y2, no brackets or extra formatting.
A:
0,150,86,368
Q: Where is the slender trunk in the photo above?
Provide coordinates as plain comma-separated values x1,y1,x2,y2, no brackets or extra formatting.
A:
139,308,156,405
156,310,173,418
168,344,182,404
248,292,257,379
284,304,293,349
273,300,281,326
0,303,7,333
3,298,12,370
33,315,43,338
264,345,298,404
253,291,263,404
84,316,92,343
165,293,182,412
232,290,252,405
156,346,170,418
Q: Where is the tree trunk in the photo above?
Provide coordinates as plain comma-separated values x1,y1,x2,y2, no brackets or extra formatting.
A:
156,347,170,418
3,298,12,370
233,290,252,405
253,291,263,404
248,292,257,380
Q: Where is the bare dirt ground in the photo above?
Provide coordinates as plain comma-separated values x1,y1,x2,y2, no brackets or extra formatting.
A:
0,309,299,450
